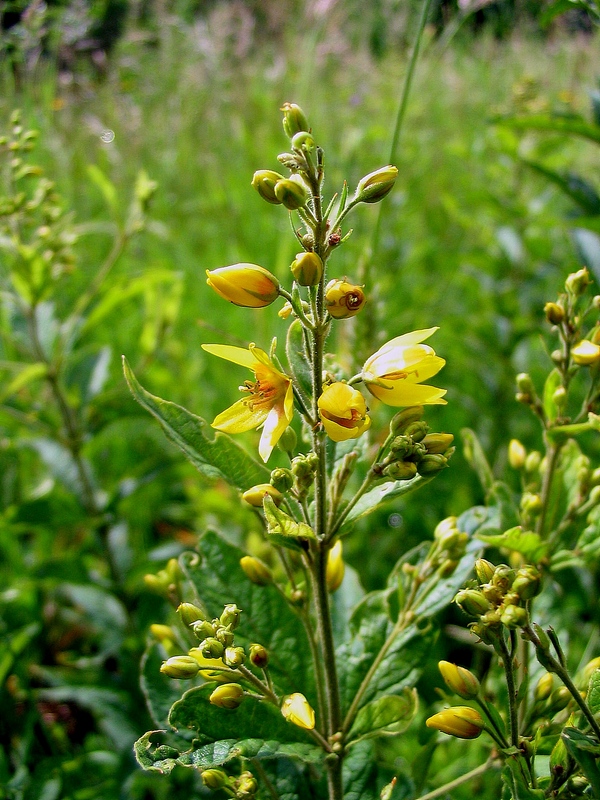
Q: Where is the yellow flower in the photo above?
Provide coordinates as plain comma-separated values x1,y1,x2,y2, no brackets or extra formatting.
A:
326,540,345,592
572,339,600,366
206,264,280,308
362,327,446,406
318,382,371,442
281,693,315,730
202,343,293,462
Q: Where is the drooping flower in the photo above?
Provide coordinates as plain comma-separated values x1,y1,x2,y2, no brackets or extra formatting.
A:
362,327,446,406
281,693,315,730
318,382,371,442
202,343,293,462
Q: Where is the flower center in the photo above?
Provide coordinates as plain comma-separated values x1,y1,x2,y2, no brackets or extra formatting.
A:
240,378,278,411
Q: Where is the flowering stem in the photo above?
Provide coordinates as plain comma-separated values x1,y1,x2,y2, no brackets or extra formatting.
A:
499,636,520,749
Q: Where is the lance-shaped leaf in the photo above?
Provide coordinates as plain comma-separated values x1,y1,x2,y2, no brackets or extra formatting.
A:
339,474,433,534
263,494,315,551
347,688,417,744
123,357,269,492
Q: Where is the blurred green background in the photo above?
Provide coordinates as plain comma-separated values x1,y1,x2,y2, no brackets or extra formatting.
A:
1,0,600,797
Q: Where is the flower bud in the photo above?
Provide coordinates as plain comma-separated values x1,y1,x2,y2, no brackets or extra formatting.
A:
202,637,225,659
249,643,269,669
160,655,200,679
270,467,294,493
525,450,542,474
177,603,205,627
209,683,245,709
579,657,600,686
565,267,590,295
278,301,293,319
224,646,246,668
434,517,457,541
202,769,229,789
274,176,309,210
544,301,565,325
318,382,371,442
549,686,571,712
500,604,528,628
220,604,242,629
389,406,424,435
425,706,484,739
422,433,454,454
512,565,541,600
417,454,448,475
278,426,297,454
383,460,418,481
291,131,315,152
240,556,273,586
242,483,283,508
521,493,542,515
438,661,480,700
150,624,177,644
491,565,515,592
474,558,495,584
291,252,323,286
455,589,492,617
516,373,535,396
281,102,309,138
534,672,554,702
508,439,526,470
553,386,567,407
192,619,216,639
404,420,429,442
206,264,280,308
354,165,398,204
572,339,600,366
325,279,366,319
236,772,258,797
216,627,235,647
251,169,285,204
281,693,315,729
326,540,345,592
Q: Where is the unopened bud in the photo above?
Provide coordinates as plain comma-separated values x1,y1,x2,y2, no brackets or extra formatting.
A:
240,556,273,586
242,483,283,508
291,252,323,286
278,426,297,454
274,176,309,210
192,619,216,639
216,627,235,647
417,454,448,475
389,406,424,435
474,558,496,584
206,264,280,308
291,131,315,152
455,589,492,617
404,420,429,442
553,386,567,407
580,657,600,686
549,686,571,712
249,643,269,669
202,637,225,659
422,433,454,454
237,771,258,797
525,450,542,473
326,540,345,592
325,279,366,319
177,603,205,627
565,267,590,296
521,493,542,515
508,439,526,470
425,706,484,739
500,604,527,628
224,646,246,668
572,339,600,366
202,769,229,789
534,672,554,702
281,102,309,138
220,604,242,629
512,565,541,600
150,624,177,644
281,693,315,729
354,165,398,204
383,460,418,481
209,683,245,709
160,655,200,679
492,565,515,592
516,373,535,395
438,661,480,700
544,301,565,325
270,467,294,493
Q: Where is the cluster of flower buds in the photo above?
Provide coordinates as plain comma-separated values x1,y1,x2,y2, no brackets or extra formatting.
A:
430,516,469,576
188,603,246,668
456,559,541,640
240,453,318,512
201,768,259,798
373,406,454,481
143,558,182,604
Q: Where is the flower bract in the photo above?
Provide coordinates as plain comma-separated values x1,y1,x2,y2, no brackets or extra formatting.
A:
318,382,371,442
202,343,293,462
362,327,446,406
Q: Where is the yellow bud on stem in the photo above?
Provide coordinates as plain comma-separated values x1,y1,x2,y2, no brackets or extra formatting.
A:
206,264,280,308
426,706,485,739
281,693,316,729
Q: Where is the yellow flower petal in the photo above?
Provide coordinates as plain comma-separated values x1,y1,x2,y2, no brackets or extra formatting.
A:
367,382,447,406
202,343,258,369
212,397,269,433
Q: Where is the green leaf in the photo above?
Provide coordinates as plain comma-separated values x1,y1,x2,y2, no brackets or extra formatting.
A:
286,319,312,401
87,164,119,214
587,669,600,715
501,756,545,799
263,494,315,550
123,358,270,492
495,114,600,146
562,727,600,797
477,527,548,563
543,369,563,424
0,362,47,402
343,740,378,800
462,428,494,493
0,622,40,686
348,688,417,743
519,160,600,216
181,532,315,701
257,758,315,800
339,474,433,534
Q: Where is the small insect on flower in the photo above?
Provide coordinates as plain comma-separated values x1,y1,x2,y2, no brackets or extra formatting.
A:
202,343,293,462
362,327,446,406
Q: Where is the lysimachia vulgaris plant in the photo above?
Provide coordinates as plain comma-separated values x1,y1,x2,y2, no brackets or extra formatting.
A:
125,103,481,800
425,269,600,799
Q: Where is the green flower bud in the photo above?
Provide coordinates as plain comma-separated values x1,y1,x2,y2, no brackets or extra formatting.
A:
236,771,258,798
240,556,273,586
512,565,541,600
525,450,542,474
425,706,485,739
251,169,285,204
326,539,345,592
544,301,565,325
281,102,309,138
224,646,246,668
500,604,528,628
474,558,496,584
422,433,454,454
291,453,316,480
354,165,398,204
160,655,200,679
417,454,448,475
278,426,297,455
192,620,216,639
291,251,323,286
150,624,177,644
492,565,515,592
249,643,269,669
580,657,600,686
202,637,225,659
521,493,543,515
508,439,526,470
516,373,535,395
177,603,205,627
383,460,418,481
220,604,242,630
438,661,480,699
270,467,294,493
209,683,245,709
549,686,571,712
534,672,554,702
404,420,429,442
242,483,283,508
389,406,424,435
565,267,590,296
216,627,235,647
291,131,315,152
202,768,229,789
455,589,492,617
274,176,309,210
553,386,567,408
